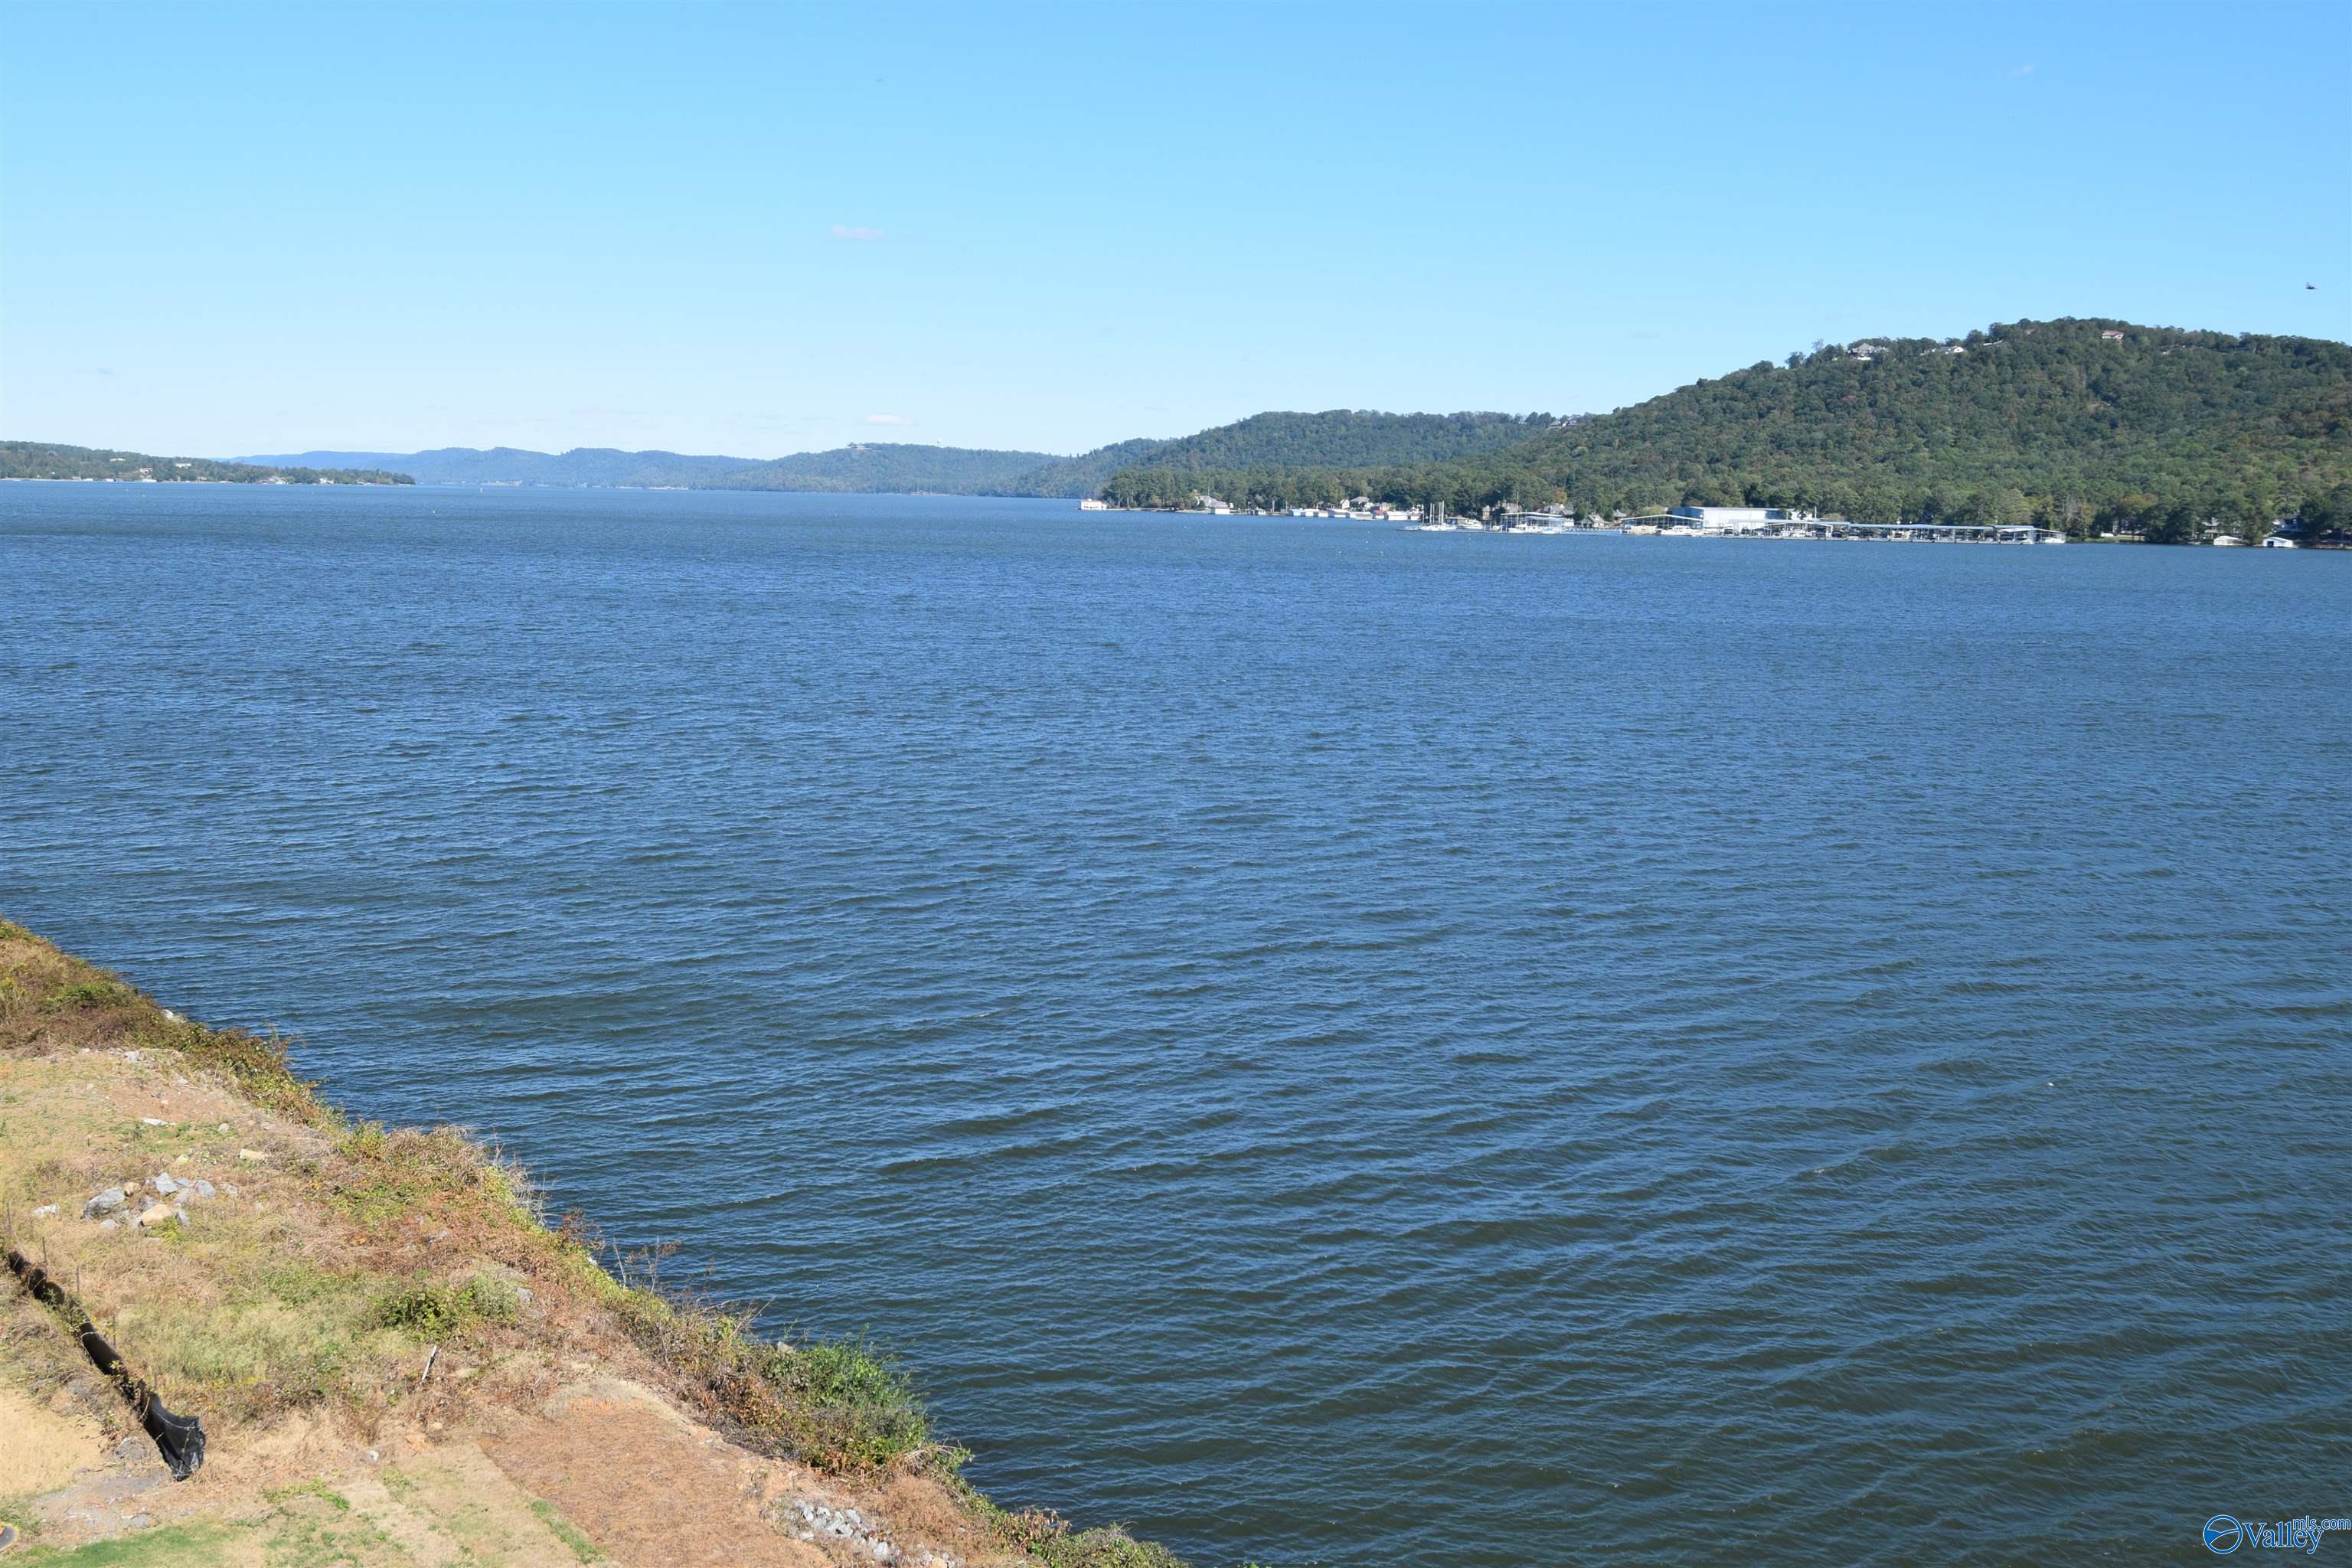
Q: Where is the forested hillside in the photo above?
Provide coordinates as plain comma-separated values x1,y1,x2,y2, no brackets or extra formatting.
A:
1092,411,1553,509
1141,410,1553,470
992,439,1168,498
1102,321,2351,536
2,441,410,485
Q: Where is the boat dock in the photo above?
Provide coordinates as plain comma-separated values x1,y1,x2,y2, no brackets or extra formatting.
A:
1618,514,2067,544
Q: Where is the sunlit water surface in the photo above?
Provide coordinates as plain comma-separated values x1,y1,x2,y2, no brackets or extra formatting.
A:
5,485,2347,1566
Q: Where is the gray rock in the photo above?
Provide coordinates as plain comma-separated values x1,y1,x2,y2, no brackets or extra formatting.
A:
188,1179,216,1201
84,1187,127,1217
152,1173,179,1195
32,1204,60,1218
97,1218,119,1233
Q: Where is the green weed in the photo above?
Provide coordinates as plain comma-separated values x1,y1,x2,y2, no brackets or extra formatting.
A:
259,1262,343,1306
13,1521,236,1566
261,1478,351,1512
529,1499,607,1563
49,978,133,1011
760,1334,931,1468
371,1274,518,1337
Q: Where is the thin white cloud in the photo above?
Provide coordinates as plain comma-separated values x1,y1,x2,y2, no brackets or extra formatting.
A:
2006,62,2035,77
829,224,884,241
864,413,910,426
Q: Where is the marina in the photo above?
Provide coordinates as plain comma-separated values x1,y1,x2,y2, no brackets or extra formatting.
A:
1412,505,2067,542
1617,512,2068,544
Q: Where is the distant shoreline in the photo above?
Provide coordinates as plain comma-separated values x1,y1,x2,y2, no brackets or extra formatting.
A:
0,475,411,487
8,481,2342,548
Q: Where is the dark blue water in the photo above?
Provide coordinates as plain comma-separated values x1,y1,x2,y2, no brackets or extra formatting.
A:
5,484,2347,1566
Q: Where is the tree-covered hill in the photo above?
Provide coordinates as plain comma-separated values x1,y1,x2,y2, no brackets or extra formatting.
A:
993,439,1168,498
2,441,411,485
1087,412,1560,511
1109,321,2350,535
1131,410,1555,471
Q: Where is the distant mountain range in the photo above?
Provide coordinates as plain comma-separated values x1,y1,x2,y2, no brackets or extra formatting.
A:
34,319,2344,531
237,411,1560,497
0,440,412,485
231,446,753,488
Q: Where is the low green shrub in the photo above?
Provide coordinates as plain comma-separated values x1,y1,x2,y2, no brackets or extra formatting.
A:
371,1274,518,1338
51,978,135,1010
758,1334,931,1470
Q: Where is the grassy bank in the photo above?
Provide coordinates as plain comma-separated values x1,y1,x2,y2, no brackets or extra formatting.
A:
0,916,1194,1567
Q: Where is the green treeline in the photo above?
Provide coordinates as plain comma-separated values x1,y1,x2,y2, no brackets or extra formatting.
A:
0,441,413,485
1104,320,2351,541
1126,410,1554,471
1102,464,1402,511
1093,413,1557,511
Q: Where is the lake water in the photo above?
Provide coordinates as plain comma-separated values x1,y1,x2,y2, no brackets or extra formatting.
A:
5,484,2347,1566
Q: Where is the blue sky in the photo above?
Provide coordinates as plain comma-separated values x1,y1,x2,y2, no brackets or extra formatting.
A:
5,1,2347,459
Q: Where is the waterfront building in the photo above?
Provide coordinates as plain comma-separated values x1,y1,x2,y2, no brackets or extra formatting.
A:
1664,505,1802,532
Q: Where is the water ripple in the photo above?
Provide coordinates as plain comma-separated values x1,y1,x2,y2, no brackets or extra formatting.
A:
3,485,2348,1567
